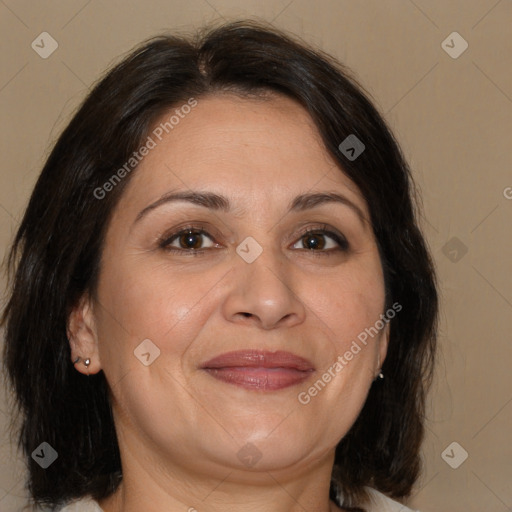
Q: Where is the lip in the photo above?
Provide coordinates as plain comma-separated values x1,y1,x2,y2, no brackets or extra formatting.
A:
200,350,315,391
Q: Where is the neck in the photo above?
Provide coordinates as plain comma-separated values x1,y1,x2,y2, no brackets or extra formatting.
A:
98,443,343,512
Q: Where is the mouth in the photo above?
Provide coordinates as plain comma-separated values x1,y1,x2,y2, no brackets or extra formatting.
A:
200,350,315,391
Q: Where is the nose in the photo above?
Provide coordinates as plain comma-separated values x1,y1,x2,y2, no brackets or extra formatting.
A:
221,244,306,330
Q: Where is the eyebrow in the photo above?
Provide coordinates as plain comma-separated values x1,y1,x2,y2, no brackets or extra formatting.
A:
133,190,369,229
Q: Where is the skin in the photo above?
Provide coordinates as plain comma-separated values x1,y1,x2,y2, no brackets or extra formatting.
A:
68,93,389,512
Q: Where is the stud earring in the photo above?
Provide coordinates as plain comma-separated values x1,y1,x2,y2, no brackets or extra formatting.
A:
73,356,90,368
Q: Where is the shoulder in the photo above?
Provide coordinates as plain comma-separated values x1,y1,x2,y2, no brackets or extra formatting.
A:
364,487,420,512
55,497,103,512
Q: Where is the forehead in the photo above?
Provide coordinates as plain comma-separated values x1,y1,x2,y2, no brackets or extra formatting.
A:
119,93,368,218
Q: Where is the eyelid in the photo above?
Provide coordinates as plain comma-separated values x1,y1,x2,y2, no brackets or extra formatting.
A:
158,222,349,254
291,224,349,252
158,223,218,249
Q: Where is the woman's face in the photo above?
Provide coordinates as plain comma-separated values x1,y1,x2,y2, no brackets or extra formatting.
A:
77,93,389,477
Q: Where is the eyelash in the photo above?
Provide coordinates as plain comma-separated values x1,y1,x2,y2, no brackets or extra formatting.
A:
158,223,350,257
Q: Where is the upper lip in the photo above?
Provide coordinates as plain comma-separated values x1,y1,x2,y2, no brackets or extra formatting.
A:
200,350,315,371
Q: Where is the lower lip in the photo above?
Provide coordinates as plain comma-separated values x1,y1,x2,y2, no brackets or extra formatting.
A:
202,367,314,391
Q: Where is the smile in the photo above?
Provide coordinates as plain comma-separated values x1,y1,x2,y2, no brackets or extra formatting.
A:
200,350,316,391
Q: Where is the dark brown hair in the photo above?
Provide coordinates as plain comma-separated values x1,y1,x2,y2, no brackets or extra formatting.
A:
1,20,438,511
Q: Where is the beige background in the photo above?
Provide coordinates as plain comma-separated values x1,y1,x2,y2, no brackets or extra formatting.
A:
1,1,511,511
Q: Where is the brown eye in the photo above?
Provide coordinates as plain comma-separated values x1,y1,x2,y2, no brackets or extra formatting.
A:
292,229,349,252
160,228,217,252
178,231,204,249
301,233,327,250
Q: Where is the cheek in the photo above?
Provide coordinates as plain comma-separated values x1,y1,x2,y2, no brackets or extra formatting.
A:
95,256,222,378
94,258,223,432
295,258,386,422
309,258,386,346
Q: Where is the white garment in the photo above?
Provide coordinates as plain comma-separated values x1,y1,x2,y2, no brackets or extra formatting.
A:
57,498,102,512
365,487,419,511
57,488,419,511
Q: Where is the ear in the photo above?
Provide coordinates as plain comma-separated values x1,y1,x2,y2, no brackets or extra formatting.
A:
376,321,390,378
67,294,102,375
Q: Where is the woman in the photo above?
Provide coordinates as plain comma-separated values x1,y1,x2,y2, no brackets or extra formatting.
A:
2,21,438,512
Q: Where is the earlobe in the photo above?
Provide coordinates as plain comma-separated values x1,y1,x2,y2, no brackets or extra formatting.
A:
375,322,390,380
67,295,101,375
73,356,91,370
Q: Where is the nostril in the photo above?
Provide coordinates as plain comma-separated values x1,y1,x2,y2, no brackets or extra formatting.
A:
241,312,252,318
